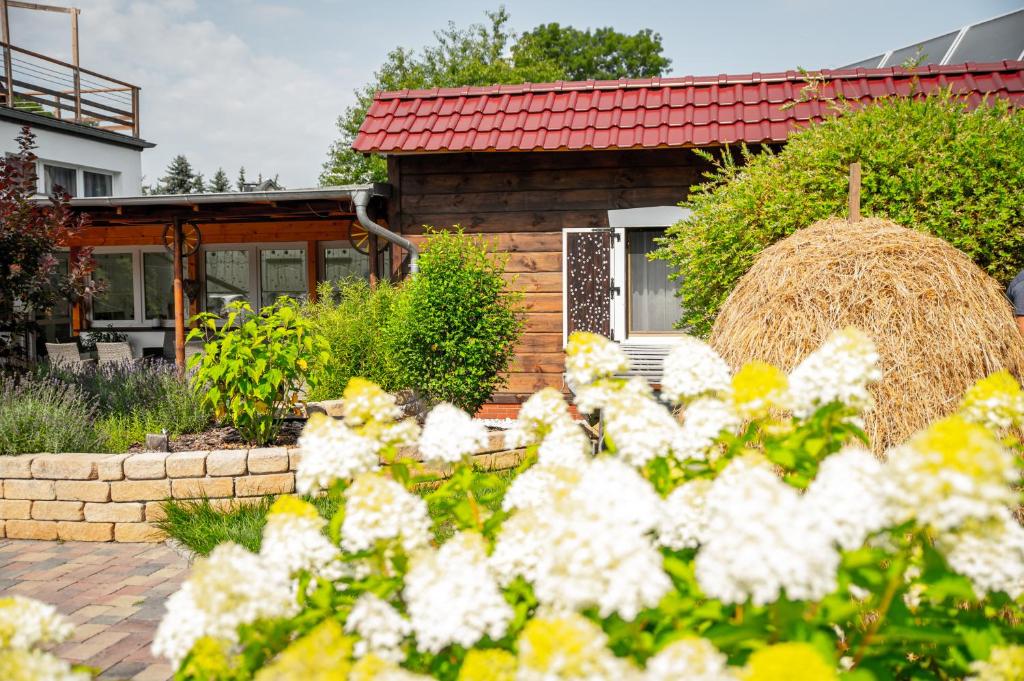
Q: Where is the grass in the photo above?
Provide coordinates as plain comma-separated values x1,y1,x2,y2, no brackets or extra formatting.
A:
159,466,519,556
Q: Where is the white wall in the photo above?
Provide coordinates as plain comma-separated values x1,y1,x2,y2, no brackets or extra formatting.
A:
0,119,143,196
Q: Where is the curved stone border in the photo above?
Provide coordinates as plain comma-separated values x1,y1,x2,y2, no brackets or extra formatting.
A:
0,433,523,542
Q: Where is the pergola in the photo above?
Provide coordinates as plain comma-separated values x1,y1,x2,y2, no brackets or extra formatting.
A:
64,184,415,368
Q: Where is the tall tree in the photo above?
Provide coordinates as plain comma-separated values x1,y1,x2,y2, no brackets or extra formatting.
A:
237,167,248,191
0,128,93,362
319,8,562,186
191,172,206,194
208,168,232,192
514,24,671,80
158,155,198,195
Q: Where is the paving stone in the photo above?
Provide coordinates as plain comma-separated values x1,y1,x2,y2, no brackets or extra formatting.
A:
247,447,289,473
4,479,56,500
165,451,207,478
123,454,167,480
111,480,171,502
55,480,111,502
234,472,294,497
206,449,247,476
32,500,85,521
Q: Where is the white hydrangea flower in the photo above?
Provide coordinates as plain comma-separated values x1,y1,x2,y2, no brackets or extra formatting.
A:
418,403,490,465
295,415,382,494
644,638,735,681
804,445,893,550
506,387,589,466
936,510,1024,600
153,543,298,666
673,397,740,461
885,416,1017,532
345,593,412,662
403,532,512,654
0,596,73,650
342,473,431,555
661,337,733,404
787,328,881,418
517,612,641,681
658,479,713,551
502,463,582,513
601,378,684,468
696,456,840,606
564,331,629,387
0,648,91,681
260,497,346,582
494,457,670,620
342,377,405,427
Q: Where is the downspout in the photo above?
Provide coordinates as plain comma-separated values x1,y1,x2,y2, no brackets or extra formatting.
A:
353,189,419,275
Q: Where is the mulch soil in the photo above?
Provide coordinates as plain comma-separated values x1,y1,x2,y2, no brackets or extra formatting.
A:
128,420,303,452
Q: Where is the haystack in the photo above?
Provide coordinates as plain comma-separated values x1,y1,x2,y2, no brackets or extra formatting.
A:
710,217,1024,452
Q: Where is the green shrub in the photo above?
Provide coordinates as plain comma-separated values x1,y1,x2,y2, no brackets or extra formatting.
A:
0,375,105,454
655,90,1024,335
302,279,405,400
388,230,524,413
190,298,330,445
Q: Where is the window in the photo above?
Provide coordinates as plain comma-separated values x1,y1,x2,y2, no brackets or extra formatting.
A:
324,246,368,282
44,164,77,197
83,171,113,197
91,253,135,321
260,248,307,307
626,229,682,333
37,252,71,343
205,250,251,317
143,251,182,320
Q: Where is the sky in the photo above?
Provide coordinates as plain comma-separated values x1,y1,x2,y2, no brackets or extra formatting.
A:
14,0,1022,189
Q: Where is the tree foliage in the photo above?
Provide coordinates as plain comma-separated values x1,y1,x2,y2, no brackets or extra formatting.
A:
0,127,92,362
157,154,199,194
320,8,670,185
515,23,670,81
655,91,1024,336
208,168,232,193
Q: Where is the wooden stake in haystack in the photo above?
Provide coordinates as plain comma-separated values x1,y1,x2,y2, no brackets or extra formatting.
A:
848,161,862,223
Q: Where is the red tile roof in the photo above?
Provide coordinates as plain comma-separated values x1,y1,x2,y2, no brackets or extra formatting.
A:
353,61,1024,154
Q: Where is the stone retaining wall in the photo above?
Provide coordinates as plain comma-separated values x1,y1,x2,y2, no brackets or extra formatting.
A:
0,433,522,543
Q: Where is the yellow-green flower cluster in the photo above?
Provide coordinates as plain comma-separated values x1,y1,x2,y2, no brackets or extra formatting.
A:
968,645,1024,681
731,361,789,419
958,369,1024,432
0,597,86,681
739,643,837,681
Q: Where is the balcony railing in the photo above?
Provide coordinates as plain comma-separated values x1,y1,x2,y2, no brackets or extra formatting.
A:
0,41,139,138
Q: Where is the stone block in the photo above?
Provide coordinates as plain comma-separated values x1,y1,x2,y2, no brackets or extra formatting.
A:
234,473,294,497
166,451,206,478
4,479,55,500
0,499,31,520
144,501,167,522
0,454,34,478
30,454,104,480
145,433,169,452
248,447,289,474
171,477,234,499
114,522,165,542
57,521,113,542
84,502,144,523
110,479,171,502
123,453,167,480
0,519,4,538
6,519,58,540
97,454,130,481
288,449,302,471
206,449,247,476
31,500,84,521
55,480,110,502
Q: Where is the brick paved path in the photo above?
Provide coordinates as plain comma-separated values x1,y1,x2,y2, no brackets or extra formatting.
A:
0,539,189,680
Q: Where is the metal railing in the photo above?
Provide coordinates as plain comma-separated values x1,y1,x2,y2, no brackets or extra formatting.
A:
0,41,139,137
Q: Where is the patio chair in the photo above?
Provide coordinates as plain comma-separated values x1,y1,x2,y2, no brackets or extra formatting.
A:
45,342,88,370
96,341,135,365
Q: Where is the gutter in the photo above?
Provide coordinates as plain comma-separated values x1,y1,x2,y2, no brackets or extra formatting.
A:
353,188,419,274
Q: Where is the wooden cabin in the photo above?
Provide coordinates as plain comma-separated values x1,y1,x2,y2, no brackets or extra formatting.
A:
352,61,1024,413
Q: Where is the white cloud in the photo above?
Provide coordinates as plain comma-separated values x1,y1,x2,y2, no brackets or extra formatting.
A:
13,0,353,188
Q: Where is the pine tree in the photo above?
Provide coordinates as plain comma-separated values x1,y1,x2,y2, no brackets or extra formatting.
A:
209,168,232,192
237,166,247,191
191,172,206,193
159,155,198,194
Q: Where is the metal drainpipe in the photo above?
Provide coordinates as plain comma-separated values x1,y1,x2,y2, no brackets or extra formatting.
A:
353,189,419,275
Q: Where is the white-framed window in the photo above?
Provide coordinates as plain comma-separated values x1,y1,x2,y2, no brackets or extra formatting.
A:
318,241,391,288
39,161,116,198
37,251,72,344
200,243,309,316
88,246,189,326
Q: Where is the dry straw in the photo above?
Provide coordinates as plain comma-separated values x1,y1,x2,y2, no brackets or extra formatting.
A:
710,217,1024,452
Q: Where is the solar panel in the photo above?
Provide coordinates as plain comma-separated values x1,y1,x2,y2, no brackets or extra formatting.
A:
882,31,959,67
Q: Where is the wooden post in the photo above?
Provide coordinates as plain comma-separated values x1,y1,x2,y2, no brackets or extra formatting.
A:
368,232,379,288
848,162,862,223
70,7,81,122
1,1,13,106
172,218,185,371
306,240,318,302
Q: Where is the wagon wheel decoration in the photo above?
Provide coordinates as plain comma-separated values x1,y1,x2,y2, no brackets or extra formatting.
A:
348,223,390,255
162,222,202,256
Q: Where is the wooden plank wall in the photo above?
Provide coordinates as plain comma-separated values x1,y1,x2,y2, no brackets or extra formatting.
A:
389,148,709,401
64,220,358,247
